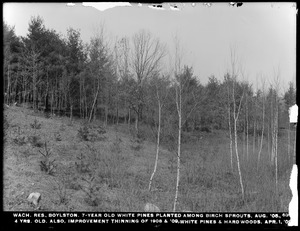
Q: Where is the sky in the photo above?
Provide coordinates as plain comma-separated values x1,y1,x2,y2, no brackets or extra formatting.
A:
3,2,297,94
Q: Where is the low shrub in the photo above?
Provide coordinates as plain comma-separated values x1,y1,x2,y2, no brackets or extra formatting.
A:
39,141,56,175
44,111,51,119
110,135,122,154
54,132,62,141
75,153,91,174
79,174,101,207
4,115,9,130
77,125,89,141
78,124,107,142
12,136,26,146
53,176,69,205
12,126,26,146
29,135,44,147
30,118,42,129
200,126,211,133
130,144,143,152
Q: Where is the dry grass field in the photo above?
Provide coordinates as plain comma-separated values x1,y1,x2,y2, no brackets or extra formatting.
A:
3,105,293,212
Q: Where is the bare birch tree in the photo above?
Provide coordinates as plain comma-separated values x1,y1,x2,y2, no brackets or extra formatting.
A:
88,27,110,123
172,37,202,211
229,47,245,198
253,96,257,157
293,124,297,164
148,75,169,191
288,117,291,163
225,74,234,171
24,48,41,110
257,78,266,171
131,30,166,135
246,91,249,162
173,35,183,212
114,37,131,126
270,69,281,193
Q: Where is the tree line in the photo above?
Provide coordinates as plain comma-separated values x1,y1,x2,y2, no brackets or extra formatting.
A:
4,17,295,132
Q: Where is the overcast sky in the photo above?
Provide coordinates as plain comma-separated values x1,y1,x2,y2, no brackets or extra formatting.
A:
3,2,296,93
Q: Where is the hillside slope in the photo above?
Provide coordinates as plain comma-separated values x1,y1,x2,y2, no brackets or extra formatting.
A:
3,105,292,212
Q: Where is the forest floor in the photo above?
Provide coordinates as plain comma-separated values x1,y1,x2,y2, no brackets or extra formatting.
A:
3,105,293,212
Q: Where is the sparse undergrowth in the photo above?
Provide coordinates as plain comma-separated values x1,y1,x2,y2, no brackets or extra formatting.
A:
52,175,70,205
77,124,107,142
3,106,293,212
130,135,144,152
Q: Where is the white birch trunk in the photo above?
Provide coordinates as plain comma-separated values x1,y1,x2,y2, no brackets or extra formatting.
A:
293,126,297,163
148,100,161,191
227,80,234,171
51,90,54,115
246,100,249,162
105,106,108,126
232,80,245,199
253,118,256,157
228,106,233,171
173,109,181,212
267,122,270,161
274,102,278,193
173,84,181,212
135,114,138,134
89,81,100,123
257,95,265,171
243,119,246,160
7,64,11,105
128,108,131,126
270,96,275,164
234,118,245,198
288,122,290,163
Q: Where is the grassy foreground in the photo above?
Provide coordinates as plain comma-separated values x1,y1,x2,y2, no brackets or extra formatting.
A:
3,105,293,212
